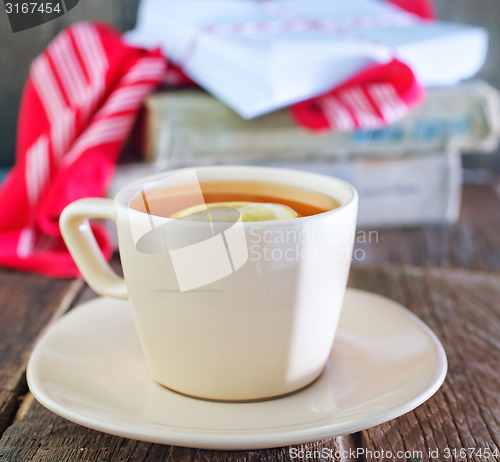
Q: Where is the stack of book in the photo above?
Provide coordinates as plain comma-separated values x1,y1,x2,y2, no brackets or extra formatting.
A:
111,80,500,229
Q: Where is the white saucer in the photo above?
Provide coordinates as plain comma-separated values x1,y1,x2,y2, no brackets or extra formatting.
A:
27,288,447,450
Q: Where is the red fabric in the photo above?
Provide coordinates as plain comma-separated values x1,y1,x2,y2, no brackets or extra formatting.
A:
289,0,432,132
290,58,425,132
0,22,166,277
162,64,196,87
386,0,436,20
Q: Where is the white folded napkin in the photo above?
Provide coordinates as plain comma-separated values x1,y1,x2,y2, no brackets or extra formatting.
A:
125,0,488,119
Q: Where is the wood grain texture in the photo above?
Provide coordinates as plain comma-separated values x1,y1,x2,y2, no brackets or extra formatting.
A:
0,268,82,437
349,266,500,462
0,266,498,461
0,403,356,462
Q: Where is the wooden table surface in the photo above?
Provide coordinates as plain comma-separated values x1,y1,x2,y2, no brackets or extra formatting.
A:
0,183,499,462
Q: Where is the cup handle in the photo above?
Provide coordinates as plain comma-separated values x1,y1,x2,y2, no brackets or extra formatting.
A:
60,198,128,300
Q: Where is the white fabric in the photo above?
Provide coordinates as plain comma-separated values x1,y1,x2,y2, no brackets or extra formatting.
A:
125,0,488,118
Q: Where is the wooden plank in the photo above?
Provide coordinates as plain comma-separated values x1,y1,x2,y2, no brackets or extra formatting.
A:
353,184,500,270
0,405,356,462
0,269,83,437
1,266,499,461
0,284,356,462
349,266,500,462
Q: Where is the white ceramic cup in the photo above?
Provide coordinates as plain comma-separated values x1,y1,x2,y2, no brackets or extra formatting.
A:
60,166,358,401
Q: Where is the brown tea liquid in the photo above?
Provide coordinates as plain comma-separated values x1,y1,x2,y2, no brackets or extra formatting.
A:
130,181,340,219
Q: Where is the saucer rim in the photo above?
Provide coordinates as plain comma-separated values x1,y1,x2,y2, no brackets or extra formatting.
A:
27,288,448,450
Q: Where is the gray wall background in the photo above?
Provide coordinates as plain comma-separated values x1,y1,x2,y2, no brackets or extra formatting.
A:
0,0,499,169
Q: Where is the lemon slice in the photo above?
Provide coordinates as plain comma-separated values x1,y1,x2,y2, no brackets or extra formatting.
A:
238,202,298,222
171,201,298,222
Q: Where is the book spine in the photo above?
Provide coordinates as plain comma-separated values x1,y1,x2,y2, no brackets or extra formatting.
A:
142,81,500,162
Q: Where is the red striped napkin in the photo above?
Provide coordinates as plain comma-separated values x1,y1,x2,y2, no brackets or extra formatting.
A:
0,22,166,277
290,58,425,131
289,0,432,131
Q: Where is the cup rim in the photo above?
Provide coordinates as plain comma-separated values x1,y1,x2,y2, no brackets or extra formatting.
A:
115,165,358,225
